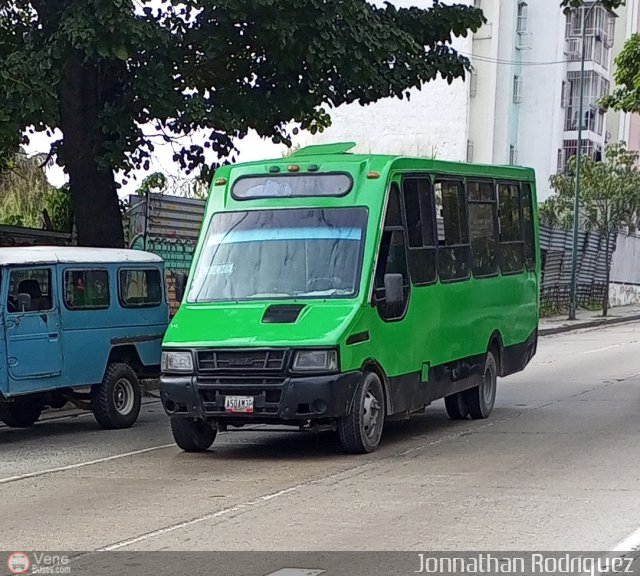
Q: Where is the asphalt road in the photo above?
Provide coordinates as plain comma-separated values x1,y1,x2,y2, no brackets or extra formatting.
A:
2,323,640,554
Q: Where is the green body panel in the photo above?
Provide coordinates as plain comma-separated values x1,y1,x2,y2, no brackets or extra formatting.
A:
164,144,540,383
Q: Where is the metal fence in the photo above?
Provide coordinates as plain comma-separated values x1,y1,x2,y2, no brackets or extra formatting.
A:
126,193,206,314
539,225,614,315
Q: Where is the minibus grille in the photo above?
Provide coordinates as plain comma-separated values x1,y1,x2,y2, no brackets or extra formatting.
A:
196,349,288,373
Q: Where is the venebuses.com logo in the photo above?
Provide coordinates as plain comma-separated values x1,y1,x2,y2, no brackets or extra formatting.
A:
6,552,31,575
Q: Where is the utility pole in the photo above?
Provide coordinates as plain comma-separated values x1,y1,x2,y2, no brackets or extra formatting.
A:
569,1,599,320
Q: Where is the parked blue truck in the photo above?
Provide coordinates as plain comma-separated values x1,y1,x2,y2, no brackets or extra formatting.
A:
0,246,168,429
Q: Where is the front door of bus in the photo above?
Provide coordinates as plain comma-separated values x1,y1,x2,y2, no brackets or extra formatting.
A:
5,266,63,393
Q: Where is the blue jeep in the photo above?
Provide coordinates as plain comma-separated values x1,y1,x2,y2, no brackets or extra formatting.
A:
0,246,168,429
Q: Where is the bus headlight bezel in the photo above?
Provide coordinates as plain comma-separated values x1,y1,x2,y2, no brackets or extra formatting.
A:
292,349,339,373
161,350,194,373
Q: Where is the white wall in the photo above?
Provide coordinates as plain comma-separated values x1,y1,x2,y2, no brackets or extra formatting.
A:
294,0,473,160
516,0,568,200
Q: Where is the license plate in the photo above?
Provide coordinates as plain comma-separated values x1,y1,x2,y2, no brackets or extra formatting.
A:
224,395,254,413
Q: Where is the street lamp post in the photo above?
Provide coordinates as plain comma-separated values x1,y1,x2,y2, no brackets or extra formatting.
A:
569,0,600,320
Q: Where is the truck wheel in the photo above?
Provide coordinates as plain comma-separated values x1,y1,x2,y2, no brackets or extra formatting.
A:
170,417,217,452
464,351,498,419
92,362,141,430
444,392,469,420
0,402,42,428
338,371,385,454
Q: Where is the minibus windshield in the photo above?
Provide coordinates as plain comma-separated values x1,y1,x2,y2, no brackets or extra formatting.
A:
188,207,367,302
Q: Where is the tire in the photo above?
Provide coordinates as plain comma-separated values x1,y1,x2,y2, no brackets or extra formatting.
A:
0,402,42,428
91,362,141,430
444,392,469,420
170,417,217,452
464,351,498,420
338,371,386,454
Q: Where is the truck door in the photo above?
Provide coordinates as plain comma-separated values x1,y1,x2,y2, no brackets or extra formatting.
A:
5,266,63,391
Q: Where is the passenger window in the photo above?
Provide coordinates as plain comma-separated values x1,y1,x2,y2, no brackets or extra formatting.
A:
521,183,536,270
7,268,52,313
435,179,470,281
402,177,436,285
497,183,525,274
468,181,498,277
373,183,410,321
119,269,163,307
64,270,110,310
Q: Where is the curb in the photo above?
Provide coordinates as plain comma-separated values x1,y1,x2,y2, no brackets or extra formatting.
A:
539,313,640,336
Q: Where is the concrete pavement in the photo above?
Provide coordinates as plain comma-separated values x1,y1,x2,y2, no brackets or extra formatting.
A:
539,303,640,335
1,323,640,554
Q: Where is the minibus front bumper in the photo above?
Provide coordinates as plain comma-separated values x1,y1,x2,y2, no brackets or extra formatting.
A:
159,371,362,422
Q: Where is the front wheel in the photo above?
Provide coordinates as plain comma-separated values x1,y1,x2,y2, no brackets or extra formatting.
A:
338,372,386,454
92,362,142,429
0,402,42,428
171,417,217,452
464,351,498,419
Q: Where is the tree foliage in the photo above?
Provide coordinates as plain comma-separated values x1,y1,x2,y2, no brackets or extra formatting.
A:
547,142,640,315
548,143,640,234
560,0,625,13
0,0,484,246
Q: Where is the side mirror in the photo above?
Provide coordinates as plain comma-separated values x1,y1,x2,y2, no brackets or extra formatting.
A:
383,273,404,305
174,272,187,303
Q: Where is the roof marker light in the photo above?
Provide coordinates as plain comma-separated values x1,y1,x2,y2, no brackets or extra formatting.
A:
288,165,300,172
308,164,319,172
214,178,227,185
269,166,281,173
367,171,380,179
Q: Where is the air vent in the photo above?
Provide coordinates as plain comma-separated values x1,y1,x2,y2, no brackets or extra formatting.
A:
261,304,305,324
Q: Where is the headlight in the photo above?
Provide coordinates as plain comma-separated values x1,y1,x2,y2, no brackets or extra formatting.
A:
292,349,339,372
161,350,194,373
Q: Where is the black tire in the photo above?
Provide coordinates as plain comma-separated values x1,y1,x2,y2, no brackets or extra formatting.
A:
170,417,217,452
0,402,42,428
338,371,386,454
464,351,498,419
91,362,141,430
444,392,469,420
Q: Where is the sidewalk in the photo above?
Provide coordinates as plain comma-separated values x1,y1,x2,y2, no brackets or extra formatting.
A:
539,303,640,336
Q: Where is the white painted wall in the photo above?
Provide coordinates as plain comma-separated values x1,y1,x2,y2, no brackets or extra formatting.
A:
294,0,473,161
515,0,569,200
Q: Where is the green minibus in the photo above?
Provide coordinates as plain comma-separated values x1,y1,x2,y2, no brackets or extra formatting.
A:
160,142,539,454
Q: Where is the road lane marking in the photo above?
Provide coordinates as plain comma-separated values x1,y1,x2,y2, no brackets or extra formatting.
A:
612,525,640,552
0,443,175,486
583,344,622,354
265,570,325,576
97,416,512,551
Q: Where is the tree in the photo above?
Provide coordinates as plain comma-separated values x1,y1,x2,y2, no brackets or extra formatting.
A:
560,0,625,12
0,152,57,228
548,142,640,316
0,1,484,247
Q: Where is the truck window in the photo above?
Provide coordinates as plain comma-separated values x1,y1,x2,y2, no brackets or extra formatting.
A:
373,183,410,320
64,269,110,310
468,181,498,277
7,268,52,313
119,269,163,307
402,177,437,286
435,179,471,281
497,182,525,274
522,183,536,270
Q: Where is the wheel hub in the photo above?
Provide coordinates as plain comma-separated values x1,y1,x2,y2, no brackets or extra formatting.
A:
113,378,135,415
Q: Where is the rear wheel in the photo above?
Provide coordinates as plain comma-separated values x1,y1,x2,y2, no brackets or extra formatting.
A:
0,402,42,428
338,372,385,454
464,351,498,419
92,362,141,429
444,392,469,420
171,417,217,452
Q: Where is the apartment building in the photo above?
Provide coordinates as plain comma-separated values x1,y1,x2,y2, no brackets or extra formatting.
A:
296,0,639,201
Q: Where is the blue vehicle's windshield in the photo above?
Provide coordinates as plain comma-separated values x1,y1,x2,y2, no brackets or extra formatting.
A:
188,207,367,302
